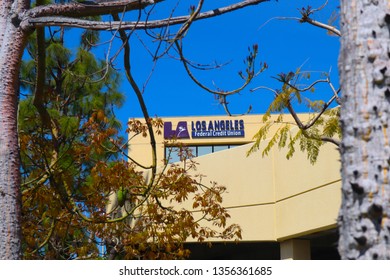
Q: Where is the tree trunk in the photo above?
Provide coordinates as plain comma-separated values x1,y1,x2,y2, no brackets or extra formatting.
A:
339,1,390,259
0,1,28,259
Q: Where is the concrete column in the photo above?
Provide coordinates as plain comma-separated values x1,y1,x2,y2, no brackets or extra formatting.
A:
280,239,311,260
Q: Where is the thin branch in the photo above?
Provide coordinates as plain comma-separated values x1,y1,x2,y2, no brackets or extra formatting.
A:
168,51,230,70
320,136,340,146
260,15,340,37
287,78,329,93
154,0,205,60
259,0,340,37
103,139,154,170
24,0,270,30
113,14,159,210
301,130,340,147
28,218,57,255
175,39,263,116
218,95,253,117
175,41,264,96
302,17,341,37
311,0,330,13
304,95,336,129
282,78,339,130
328,80,341,105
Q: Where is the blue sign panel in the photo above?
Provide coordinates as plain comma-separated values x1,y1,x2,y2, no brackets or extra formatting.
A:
163,119,245,139
191,120,245,138
191,130,245,138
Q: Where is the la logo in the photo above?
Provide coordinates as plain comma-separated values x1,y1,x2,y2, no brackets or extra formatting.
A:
164,121,190,139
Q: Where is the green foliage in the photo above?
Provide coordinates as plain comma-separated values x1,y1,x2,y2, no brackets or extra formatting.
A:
46,42,71,69
57,116,79,138
249,69,340,164
19,28,125,259
117,188,128,207
322,108,340,138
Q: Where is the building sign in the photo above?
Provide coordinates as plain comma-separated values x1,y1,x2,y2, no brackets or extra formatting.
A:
164,121,190,139
191,120,245,138
164,119,245,139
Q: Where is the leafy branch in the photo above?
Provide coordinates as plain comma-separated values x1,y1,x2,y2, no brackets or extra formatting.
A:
249,68,341,164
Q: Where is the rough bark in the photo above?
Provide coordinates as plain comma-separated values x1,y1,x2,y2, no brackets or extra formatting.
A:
0,0,29,260
339,0,390,259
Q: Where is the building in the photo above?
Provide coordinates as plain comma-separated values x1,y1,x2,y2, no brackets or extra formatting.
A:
128,114,341,259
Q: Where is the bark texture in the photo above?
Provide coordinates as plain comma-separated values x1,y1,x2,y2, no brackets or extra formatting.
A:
339,0,390,259
0,0,28,260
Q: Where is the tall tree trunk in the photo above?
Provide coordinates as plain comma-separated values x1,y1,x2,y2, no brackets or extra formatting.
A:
0,1,28,259
339,1,390,259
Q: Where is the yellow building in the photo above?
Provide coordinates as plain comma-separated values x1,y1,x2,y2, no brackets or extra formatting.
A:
128,114,341,260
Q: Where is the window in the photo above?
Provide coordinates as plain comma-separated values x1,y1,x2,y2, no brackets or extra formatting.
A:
197,146,213,157
213,145,229,152
165,147,181,163
165,144,242,163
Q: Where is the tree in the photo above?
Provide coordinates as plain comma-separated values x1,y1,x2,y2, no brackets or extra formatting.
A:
19,28,124,259
0,0,268,259
18,8,243,260
338,0,390,259
246,0,390,259
18,30,242,258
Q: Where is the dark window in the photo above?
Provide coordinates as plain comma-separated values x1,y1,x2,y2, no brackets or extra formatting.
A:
165,144,243,163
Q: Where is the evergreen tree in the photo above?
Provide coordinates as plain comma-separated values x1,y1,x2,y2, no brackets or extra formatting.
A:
19,28,124,259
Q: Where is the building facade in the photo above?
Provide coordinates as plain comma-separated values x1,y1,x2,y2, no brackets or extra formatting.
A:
128,114,341,259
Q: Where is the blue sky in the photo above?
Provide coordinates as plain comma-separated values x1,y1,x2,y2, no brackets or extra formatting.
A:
105,0,340,134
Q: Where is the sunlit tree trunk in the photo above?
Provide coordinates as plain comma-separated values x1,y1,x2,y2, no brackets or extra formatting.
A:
0,0,28,259
339,0,390,259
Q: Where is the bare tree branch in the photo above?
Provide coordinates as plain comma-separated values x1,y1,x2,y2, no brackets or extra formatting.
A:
175,40,264,116
23,0,270,30
301,17,340,37
259,0,340,37
112,13,158,200
153,0,205,60
260,15,340,37
219,95,253,117
24,0,162,21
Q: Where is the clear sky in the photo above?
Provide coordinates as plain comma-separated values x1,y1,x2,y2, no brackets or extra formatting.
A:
106,0,340,134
